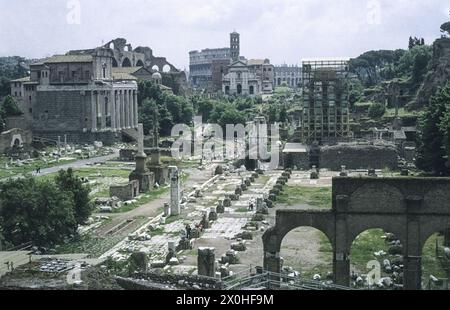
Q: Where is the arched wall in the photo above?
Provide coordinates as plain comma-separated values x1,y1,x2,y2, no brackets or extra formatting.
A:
263,177,450,290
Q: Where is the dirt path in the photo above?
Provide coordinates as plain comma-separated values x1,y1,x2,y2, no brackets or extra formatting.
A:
94,166,214,237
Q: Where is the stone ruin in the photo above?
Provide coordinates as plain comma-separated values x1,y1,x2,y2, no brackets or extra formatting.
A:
197,248,216,278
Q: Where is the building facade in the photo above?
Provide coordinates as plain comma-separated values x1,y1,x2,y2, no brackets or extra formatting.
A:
274,64,302,89
189,48,231,91
300,59,351,144
222,58,274,96
12,48,139,144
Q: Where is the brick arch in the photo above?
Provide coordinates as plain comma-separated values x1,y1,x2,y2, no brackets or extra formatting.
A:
346,215,407,253
263,210,336,274
348,182,406,213
263,177,450,290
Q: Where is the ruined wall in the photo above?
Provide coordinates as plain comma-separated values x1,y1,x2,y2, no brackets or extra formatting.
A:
0,128,32,153
320,144,398,170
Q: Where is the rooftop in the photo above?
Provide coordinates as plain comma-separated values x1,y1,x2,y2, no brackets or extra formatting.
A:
10,76,31,83
38,55,93,64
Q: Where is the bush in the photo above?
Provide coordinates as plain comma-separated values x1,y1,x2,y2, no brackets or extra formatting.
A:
368,102,386,119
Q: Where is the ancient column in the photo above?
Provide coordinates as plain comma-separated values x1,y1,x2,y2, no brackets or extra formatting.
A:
91,91,97,132
130,91,135,129
129,90,133,129
122,90,127,129
120,90,125,130
110,90,116,131
169,166,181,216
198,247,216,278
134,90,139,128
100,92,106,130
117,91,122,130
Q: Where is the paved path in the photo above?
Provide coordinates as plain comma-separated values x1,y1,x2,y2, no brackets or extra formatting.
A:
31,149,120,177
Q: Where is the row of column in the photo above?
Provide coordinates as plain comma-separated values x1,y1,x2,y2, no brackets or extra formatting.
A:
91,89,138,132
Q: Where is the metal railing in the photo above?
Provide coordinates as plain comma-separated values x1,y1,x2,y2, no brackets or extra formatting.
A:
222,267,353,291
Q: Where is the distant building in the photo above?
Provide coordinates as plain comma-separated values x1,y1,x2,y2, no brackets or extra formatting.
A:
222,58,274,96
11,49,138,144
189,48,231,91
300,59,351,144
274,64,302,89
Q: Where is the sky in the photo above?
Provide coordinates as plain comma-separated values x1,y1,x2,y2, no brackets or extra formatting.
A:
0,0,449,69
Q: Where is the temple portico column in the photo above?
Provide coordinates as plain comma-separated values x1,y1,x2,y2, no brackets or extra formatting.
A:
110,90,116,131
128,89,133,129
134,90,139,128
100,92,106,130
91,91,97,132
121,90,125,130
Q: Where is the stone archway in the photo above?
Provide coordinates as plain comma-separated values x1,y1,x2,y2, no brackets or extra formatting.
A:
122,57,132,67
263,177,450,290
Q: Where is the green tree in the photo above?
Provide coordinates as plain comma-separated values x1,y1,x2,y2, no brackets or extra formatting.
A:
368,102,386,119
438,85,450,172
138,98,157,135
55,168,93,225
0,178,77,247
2,95,22,117
416,85,450,175
441,22,450,36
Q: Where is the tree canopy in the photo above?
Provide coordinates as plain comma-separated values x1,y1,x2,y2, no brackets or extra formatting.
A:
0,178,78,247
416,84,450,176
55,168,93,225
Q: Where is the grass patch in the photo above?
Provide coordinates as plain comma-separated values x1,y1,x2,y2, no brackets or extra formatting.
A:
55,234,125,258
350,229,389,273
422,233,449,285
0,157,77,179
277,186,332,209
112,187,169,213
235,208,249,213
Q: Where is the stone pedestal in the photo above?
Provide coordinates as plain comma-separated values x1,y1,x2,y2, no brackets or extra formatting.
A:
129,124,154,193
164,203,171,217
198,247,216,278
217,200,225,214
209,207,218,221
223,196,232,208
129,156,154,193
148,164,169,186
169,166,181,216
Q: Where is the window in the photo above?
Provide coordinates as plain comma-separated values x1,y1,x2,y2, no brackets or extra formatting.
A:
29,108,32,113
14,92,17,96
29,96,32,101
85,71,90,79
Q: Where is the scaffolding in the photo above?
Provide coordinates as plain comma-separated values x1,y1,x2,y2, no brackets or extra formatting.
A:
301,59,351,144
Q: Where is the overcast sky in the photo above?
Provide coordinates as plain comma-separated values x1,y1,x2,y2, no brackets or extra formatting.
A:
1,0,449,69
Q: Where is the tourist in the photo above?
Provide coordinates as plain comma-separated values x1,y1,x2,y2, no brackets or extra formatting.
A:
185,224,192,239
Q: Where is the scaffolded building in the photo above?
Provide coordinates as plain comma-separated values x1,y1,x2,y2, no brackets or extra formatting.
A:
301,59,351,144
